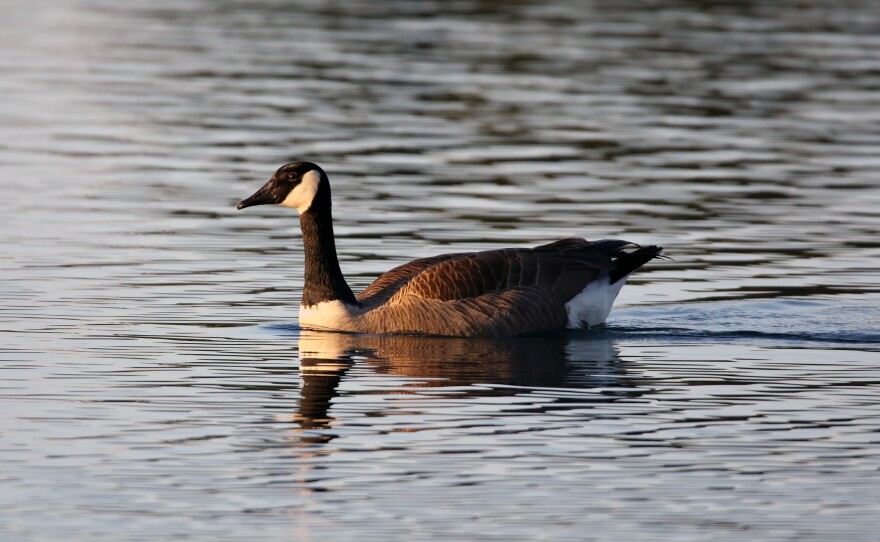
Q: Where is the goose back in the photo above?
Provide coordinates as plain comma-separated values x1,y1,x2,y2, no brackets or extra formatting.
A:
352,238,628,337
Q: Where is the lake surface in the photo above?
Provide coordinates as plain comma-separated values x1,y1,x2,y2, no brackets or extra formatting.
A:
2,0,879,540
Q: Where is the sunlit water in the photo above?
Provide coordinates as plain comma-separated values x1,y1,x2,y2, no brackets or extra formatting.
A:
2,1,879,540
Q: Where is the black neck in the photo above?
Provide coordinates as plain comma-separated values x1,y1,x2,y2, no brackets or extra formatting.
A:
299,197,357,308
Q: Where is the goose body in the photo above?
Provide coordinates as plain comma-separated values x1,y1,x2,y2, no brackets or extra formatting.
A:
238,162,663,337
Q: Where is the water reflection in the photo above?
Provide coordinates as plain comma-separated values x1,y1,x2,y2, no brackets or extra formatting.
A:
295,329,628,431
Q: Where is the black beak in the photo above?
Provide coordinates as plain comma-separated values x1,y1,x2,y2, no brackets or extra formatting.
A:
237,181,278,210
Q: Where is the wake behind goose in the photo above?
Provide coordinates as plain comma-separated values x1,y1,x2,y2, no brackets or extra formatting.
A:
237,162,662,337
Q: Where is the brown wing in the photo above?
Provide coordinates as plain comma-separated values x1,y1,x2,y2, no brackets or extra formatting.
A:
367,286,571,337
357,253,464,304
351,238,658,337
351,239,624,337
392,237,614,304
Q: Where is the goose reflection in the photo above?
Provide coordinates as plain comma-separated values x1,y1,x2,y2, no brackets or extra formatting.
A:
294,329,630,432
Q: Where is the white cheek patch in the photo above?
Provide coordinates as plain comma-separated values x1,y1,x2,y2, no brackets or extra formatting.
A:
280,170,321,213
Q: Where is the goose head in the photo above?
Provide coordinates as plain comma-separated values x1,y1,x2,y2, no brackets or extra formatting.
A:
237,161,328,214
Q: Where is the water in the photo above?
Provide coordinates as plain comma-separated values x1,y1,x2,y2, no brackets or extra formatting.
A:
2,0,879,540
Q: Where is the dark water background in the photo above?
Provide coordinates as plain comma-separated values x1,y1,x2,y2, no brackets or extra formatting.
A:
1,1,879,540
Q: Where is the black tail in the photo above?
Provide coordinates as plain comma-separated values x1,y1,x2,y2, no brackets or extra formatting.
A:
592,239,664,284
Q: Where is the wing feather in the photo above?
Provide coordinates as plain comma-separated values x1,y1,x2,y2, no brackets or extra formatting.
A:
350,237,662,337
357,253,462,303
390,238,613,304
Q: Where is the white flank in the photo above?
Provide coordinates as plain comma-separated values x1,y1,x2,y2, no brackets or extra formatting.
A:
565,271,628,328
280,169,321,213
299,300,363,331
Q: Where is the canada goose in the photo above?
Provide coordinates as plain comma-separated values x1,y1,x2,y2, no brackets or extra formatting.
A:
237,162,663,337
